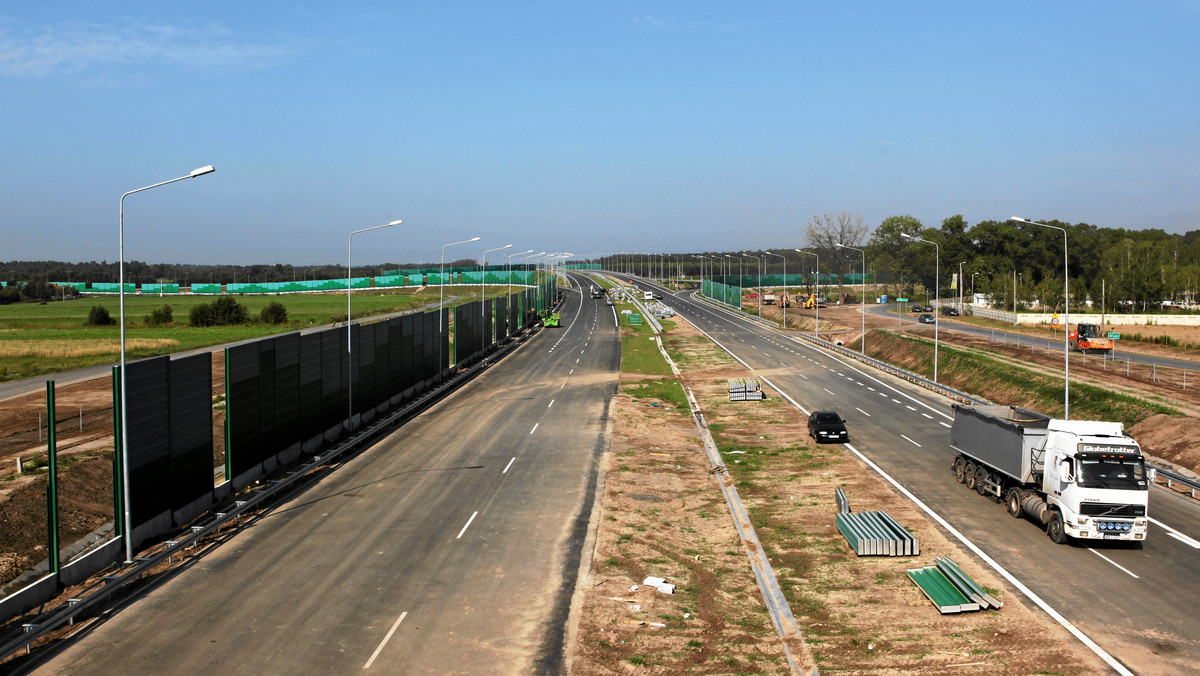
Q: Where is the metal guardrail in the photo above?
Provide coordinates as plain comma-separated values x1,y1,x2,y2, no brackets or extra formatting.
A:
0,317,550,663
686,290,1200,501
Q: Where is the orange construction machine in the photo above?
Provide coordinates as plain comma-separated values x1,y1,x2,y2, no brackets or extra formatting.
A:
1069,323,1113,354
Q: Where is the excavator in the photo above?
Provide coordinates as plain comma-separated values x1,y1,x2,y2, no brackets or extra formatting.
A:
1069,323,1113,353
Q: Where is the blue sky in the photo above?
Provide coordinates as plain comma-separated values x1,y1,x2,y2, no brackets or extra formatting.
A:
2,2,1198,265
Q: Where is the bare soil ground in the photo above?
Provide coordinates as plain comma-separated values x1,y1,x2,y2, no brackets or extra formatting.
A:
570,315,1105,674
0,350,226,589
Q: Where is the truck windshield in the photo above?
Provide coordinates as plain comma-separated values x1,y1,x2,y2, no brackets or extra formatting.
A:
1077,455,1147,491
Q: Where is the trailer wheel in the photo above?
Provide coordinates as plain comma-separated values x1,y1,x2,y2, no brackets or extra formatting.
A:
953,458,966,484
1006,489,1023,518
1047,511,1069,544
964,463,977,491
974,466,989,496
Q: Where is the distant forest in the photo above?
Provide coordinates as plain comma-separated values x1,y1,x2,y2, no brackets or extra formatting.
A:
0,259,484,287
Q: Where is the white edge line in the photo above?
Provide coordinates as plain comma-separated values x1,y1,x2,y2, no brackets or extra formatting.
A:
363,611,408,669
675,286,1132,676
548,399,554,408
1150,517,1200,547
456,510,479,539
1087,549,1140,578
839,440,1133,675
502,457,515,474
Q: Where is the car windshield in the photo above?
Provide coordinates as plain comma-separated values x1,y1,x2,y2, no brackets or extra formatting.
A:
815,413,841,424
1076,455,1147,490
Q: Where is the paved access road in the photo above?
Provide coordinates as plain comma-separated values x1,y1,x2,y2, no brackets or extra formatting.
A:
37,274,617,675
618,275,1200,675
866,302,1200,372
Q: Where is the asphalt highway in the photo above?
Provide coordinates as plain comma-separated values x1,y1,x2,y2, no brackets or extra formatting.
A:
36,273,618,675
867,302,1200,372
618,275,1200,675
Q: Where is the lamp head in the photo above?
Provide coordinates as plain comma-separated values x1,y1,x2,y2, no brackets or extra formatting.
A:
387,219,403,226
190,165,215,178
1010,216,1029,224
901,233,915,240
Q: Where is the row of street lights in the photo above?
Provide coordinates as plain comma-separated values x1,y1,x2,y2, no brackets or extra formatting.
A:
117,165,568,564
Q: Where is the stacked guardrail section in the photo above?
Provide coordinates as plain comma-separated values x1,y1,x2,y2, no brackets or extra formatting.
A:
907,557,1002,615
833,487,919,556
727,378,764,401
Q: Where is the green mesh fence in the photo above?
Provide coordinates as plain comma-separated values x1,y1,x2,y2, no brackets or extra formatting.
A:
91,283,136,293
460,271,483,284
407,274,424,286
139,284,180,294
374,275,406,287
191,283,221,294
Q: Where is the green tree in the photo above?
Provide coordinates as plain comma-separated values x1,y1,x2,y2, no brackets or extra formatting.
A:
144,304,174,326
189,296,249,327
260,301,288,324
85,305,116,326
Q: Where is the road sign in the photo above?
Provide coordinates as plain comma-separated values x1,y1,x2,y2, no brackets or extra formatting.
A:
897,298,909,302
1051,313,1060,327
1108,332,1120,339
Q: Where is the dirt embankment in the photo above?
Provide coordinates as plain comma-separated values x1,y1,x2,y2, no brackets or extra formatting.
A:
570,314,1105,674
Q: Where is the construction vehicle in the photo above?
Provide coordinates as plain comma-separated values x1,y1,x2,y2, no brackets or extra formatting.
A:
1069,323,1113,353
780,291,791,308
762,292,776,305
540,310,560,328
950,405,1149,545
840,292,858,304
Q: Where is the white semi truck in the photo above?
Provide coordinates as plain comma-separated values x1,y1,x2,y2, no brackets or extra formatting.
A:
950,404,1150,545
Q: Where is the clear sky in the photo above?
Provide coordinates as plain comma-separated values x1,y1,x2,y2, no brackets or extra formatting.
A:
2,2,1198,265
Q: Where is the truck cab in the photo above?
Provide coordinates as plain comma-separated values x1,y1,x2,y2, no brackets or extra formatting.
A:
1041,422,1149,543
1069,323,1113,354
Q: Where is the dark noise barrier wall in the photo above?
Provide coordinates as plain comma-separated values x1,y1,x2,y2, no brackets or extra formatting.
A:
2,279,559,621
116,280,554,550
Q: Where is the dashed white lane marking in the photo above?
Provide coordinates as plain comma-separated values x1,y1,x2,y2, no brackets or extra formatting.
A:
548,400,554,408
530,423,539,434
569,369,573,374
905,405,917,411
900,435,921,447
1150,518,1200,548
823,388,836,395
363,611,408,669
779,361,787,367
856,407,871,417
940,422,952,428
867,386,876,391
922,413,933,419
456,511,479,539
879,392,887,397
799,374,808,379
561,381,566,389
576,358,580,363
1088,549,1139,578
502,457,516,474
891,398,901,403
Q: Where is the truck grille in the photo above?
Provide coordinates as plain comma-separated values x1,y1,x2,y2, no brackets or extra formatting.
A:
1079,503,1146,517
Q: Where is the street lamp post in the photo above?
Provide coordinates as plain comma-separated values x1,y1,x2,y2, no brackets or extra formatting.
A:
348,220,403,429
118,164,215,564
764,251,785,328
506,249,534,299
835,243,866,354
440,236,480,374
743,254,762,319
901,233,939,383
1011,217,1070,418
481,244,513,355
796,249,819,339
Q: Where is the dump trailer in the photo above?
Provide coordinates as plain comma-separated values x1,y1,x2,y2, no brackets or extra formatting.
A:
762,292,776,305
950,404,1149,545
1069,323,1113,353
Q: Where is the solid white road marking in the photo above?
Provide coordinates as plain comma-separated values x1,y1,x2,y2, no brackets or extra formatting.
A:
900,435,921,447
855,407,871,417
1150,517,1200,548
456,511,479,539
1087,549,1139,578
502,457,515,474
363,611,408,669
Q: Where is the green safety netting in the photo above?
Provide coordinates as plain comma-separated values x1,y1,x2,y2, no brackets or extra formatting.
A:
140,284,180,294
374,274,406,287
460,271,483,284
192,283,222,294
407,274,424,286
90,282,137,293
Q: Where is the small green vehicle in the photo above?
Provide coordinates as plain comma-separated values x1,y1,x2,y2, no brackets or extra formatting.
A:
541,310,561,327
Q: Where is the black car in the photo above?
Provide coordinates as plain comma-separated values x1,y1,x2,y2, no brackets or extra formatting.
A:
918,313,935,324
910,304,923,313
923,304,934,312
808,410,848,443
940,306,960,316
654,292,663,300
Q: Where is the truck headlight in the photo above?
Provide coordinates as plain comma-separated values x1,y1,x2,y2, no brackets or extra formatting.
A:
1077,517,1089,525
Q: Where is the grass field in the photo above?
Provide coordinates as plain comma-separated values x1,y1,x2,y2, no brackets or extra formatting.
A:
0,285,520,381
